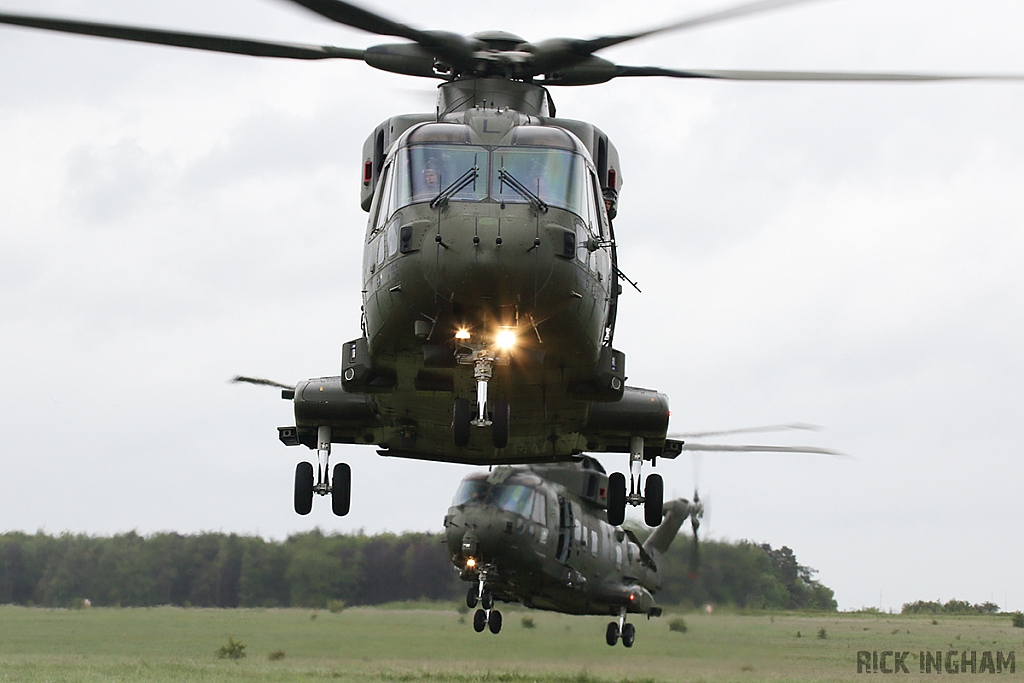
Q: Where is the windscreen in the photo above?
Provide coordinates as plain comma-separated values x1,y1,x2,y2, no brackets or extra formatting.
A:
396,145,487,207
452,479,538,520
492,148,586,216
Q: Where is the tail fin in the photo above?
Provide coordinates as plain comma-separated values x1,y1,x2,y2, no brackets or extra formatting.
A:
643,498,694,558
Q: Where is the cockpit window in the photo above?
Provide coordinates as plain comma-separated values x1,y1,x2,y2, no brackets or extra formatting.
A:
453,479,488,506
396,145,487,207
451,479,536,519
492,148,586,216
490,484,534,518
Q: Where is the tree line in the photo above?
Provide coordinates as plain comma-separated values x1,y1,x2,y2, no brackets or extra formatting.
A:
0,529,836,610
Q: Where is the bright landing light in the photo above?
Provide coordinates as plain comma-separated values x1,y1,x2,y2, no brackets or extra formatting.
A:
495,329,517,350
455,328,471,340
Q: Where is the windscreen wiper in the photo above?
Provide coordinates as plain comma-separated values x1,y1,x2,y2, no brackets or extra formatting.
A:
498,166,549,213
430,164,479,209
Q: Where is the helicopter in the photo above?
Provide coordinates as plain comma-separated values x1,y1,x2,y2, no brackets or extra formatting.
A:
444,456,701,646
2,0,1018,527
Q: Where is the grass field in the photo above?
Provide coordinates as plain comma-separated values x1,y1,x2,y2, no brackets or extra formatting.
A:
0,604,1020,682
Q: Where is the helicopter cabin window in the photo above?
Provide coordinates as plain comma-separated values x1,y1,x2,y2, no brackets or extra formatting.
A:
371,163,395,235
493,147,586,217
490,484,534,519
531,491,547,526
396,141,486,207
615,545,623,568
590,529,598,557
453,478,488,506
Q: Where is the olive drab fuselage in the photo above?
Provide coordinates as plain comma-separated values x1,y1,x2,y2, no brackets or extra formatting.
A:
344,100,658,464
444,459,691,617
281,80,674,471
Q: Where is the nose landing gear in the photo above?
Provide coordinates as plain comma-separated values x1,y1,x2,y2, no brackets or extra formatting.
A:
293,425,351,516
452,352,510,449
467,569,502,634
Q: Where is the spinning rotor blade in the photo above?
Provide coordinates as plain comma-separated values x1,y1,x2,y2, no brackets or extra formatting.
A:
614,65,1024,82
0,11,364,60
681,443,844,456
577,0,823,55
282,0,480,69
670,423,819,439
231,375,294,390
688,490,703,579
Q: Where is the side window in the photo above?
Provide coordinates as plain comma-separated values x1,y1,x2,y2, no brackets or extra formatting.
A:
386,217,400,259
373,165,394,234
531,491,547,525
590,529,598,557
591,171,608,239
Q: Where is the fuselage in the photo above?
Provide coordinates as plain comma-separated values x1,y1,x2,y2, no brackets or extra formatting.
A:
443,461,662,616
283,80,673,468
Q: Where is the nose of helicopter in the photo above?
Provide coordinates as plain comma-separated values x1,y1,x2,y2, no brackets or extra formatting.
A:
444,503,533,570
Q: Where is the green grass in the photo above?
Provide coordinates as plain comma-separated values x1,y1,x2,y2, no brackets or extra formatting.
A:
0,605,1020,682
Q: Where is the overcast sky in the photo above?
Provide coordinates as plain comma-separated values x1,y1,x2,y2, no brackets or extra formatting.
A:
1,0,1022,613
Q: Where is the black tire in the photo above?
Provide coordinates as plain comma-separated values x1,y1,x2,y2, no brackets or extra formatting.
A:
481,587,494,611
605,621,620,646
488,609,502,634
492,398,510,449
332,463,351,517
453,398,471,447
622,622,636,648
473,609,487,633
607,472,627,526
466,587,478,610
644,474,664,527
294,462,314,515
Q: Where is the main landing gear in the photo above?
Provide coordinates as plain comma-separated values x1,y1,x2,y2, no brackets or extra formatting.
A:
607,436,663,527
467,574,502,634
294,425,351,516
453,353,509,449
605,608,636,647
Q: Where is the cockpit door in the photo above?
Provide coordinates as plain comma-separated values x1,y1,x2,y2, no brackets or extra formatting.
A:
555,495,573,564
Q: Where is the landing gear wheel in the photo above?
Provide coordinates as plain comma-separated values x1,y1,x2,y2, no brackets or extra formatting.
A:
605,621,620,646
492,398,509,449
466,587,478,609
473,609,487,633
607,472,627,526
488,609,502,634
481,587,494,611
453,398,471,447
644,474,664,526
621,622,636,648
331,463,351,517
294,462,313,515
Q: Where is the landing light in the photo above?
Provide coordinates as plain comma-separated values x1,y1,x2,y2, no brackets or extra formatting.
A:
465,557,477,568
455,328,471,340
495,328,517,350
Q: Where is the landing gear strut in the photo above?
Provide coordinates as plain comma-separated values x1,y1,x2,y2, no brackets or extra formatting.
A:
294,425,351,516
607,436,663,527
606,608,636,647
452,351,510,449
468,568,502,634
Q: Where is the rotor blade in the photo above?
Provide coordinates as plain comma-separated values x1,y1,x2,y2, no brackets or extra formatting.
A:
670,423,820,439
231,375,294,390
614,65,1024,82
0,11,364,60
281,0,478,68
681,443,845,456
580,0,825,54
